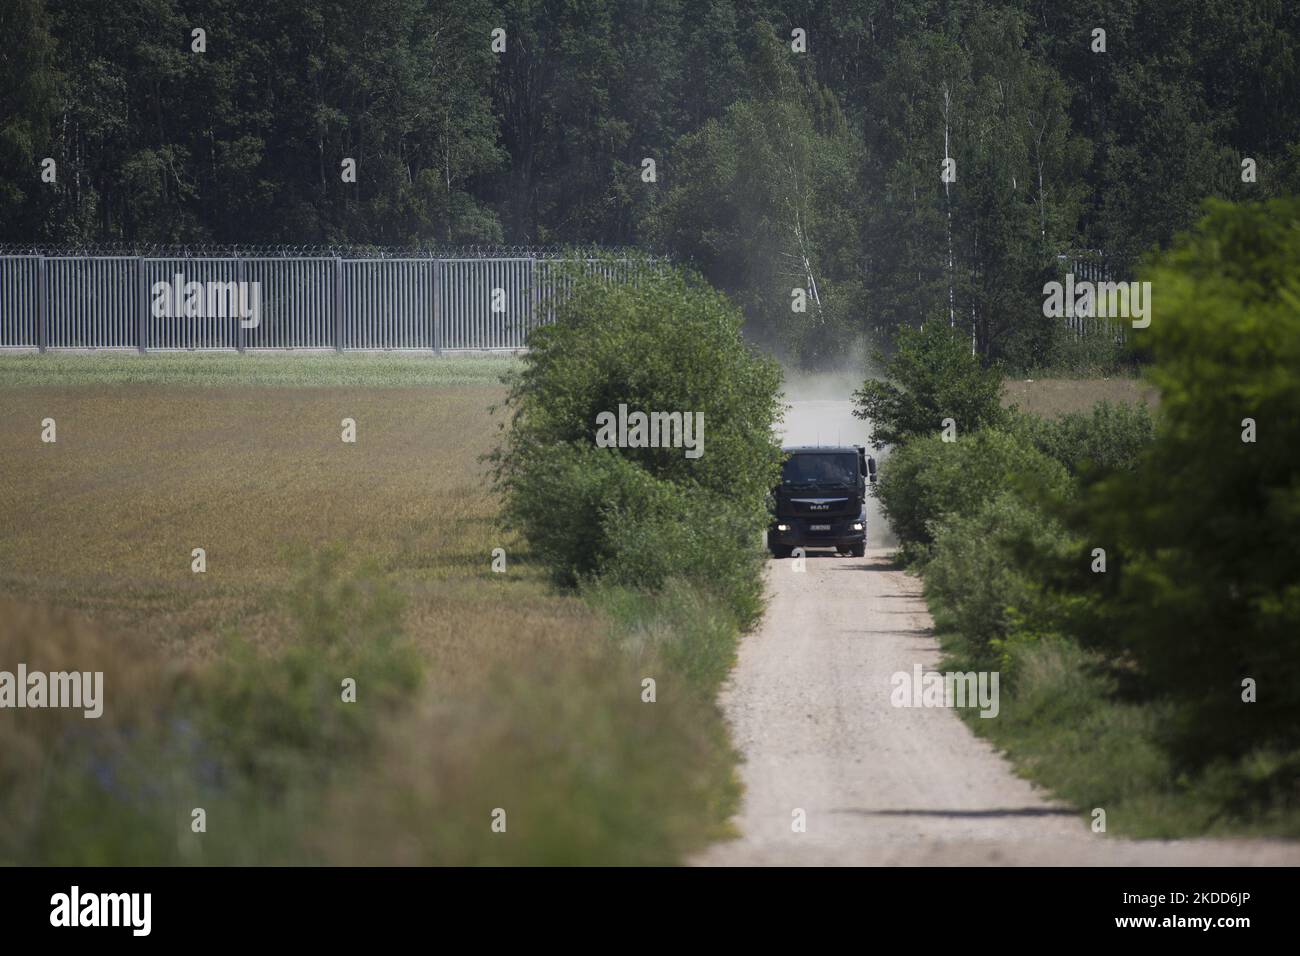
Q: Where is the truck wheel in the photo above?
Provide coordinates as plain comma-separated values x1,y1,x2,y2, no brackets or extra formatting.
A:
851,543,866,558
770,545,793,559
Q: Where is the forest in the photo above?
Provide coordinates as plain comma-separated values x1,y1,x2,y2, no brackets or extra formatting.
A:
3,0,1299,364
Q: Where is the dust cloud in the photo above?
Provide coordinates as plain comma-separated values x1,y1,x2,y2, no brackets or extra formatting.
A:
774,356,896,548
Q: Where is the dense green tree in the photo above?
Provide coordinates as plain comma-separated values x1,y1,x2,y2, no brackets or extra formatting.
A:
1064,198,1300,786
649,21,863,364
2,0,505,243
852,320,1005,449
0,0,60,235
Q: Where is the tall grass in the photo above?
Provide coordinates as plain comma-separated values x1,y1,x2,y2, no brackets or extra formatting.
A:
0,548,743,863
0,378,743,863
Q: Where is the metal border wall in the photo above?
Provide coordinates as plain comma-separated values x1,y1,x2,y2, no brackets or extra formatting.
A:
0,256,41,348
0,250,657,352
1060,254,1126,344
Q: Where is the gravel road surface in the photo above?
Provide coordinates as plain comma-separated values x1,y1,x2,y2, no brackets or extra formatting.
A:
696,396,1299,866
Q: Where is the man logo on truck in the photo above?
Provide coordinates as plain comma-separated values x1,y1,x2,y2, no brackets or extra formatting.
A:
768,445,876,559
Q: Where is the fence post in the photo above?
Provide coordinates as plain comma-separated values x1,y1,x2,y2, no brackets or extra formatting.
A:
37,256,48,352
432,258,441,354
235,257,246,353
334,257,344,352
137,256,147,353
528,256,537,345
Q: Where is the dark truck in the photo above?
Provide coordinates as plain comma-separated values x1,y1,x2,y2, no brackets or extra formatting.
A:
768,445,876,559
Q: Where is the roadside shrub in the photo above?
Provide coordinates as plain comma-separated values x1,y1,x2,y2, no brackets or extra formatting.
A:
921,200,1300,834
498,443,644,585
493,263,783,615
601,486,767,628
480,264,783,860
506,442,767,623
1010,400,1155,479
925,491,1081,670
853,322,1005,449
875,428,1071,550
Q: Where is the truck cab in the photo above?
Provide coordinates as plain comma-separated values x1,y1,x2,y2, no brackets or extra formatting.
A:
768,445,876,559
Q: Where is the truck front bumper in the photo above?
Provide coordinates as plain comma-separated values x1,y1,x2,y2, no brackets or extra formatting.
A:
768,515,866,551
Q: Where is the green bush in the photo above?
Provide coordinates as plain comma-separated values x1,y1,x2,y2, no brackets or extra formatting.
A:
504,442,767,624
925,491,1081,670
496,443,642,586
1010,400,1155,479
853,322,1006,449
875,428,1071,549
601,484,768,629
913,401,1149,674
1065,197,1300,782
493,263,783,615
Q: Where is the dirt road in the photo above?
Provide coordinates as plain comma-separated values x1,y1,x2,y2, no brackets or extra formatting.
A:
696,396,1299,866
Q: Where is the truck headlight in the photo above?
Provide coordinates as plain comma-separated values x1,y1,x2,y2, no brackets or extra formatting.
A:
776,524,790,532
851,522,864,531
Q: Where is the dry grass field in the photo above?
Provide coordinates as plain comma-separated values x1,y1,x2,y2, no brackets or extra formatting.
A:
0,383,574,659
0,356,738,865
1001,375,1157,417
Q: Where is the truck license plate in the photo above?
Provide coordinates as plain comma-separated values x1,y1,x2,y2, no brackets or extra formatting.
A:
810,524,831,531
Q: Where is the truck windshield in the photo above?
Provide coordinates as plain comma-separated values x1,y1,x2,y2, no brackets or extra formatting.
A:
781,452,859,487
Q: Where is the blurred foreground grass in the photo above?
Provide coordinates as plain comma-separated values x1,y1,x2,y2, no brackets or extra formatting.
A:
0,371,739,864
